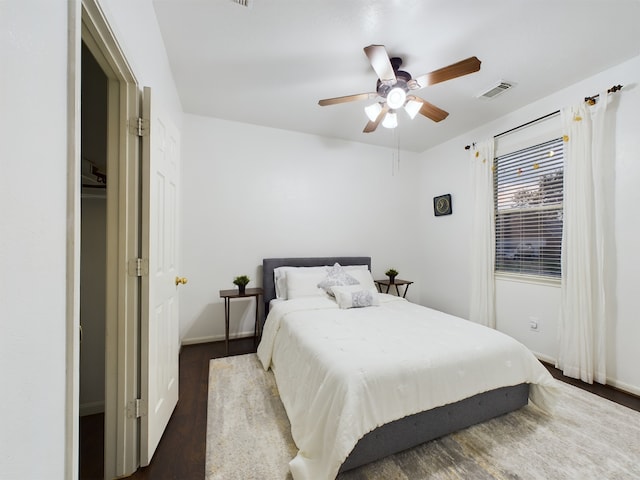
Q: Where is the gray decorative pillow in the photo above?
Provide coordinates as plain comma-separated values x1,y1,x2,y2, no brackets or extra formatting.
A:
317,263,359,296
330,285,380,309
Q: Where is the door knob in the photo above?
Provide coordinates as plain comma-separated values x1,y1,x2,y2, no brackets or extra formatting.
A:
175,276,188,286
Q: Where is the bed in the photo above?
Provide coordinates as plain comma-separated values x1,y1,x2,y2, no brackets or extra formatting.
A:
257,256,557,480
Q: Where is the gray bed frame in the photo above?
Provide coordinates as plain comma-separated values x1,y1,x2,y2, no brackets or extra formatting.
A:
262,256,529,473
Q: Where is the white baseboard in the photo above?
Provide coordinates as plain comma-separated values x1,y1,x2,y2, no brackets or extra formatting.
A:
533,351,556,365
533,351,640,397
80,400,104,417
607,378,640,397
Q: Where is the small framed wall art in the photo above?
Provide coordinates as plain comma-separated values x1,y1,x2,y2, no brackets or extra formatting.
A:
433,194,452,216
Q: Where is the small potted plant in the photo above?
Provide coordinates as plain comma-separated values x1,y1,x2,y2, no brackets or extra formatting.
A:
385,268,398,284
233,275,250,295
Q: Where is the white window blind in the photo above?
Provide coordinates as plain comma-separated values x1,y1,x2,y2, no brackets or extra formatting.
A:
494,137,564,278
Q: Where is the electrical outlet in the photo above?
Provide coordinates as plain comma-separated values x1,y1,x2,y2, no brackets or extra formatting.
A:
529,316,539,332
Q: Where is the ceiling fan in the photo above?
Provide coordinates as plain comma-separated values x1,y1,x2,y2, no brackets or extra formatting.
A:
318,45,481,133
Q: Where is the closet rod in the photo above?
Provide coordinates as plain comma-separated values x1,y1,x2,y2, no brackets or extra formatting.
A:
464,84,623,150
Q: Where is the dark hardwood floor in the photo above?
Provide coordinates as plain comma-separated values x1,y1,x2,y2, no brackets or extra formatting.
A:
80,338,256,480
542,361,640,412
80,340,639,480
79,411,104,480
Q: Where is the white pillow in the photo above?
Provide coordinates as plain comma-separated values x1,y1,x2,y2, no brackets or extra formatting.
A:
286,268,329,299
346,268,377,291
330,285,380,309
273,266,326,299
343,265,369,272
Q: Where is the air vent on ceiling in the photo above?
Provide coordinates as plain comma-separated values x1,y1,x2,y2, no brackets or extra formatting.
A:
478,81,513,99
231,0,253,7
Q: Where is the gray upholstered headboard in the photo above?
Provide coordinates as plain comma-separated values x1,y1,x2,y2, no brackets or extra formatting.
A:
262,256,372,319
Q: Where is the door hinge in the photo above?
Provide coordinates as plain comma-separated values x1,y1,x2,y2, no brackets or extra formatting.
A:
127,398,147,418
128,257,149,277
131,117,149,137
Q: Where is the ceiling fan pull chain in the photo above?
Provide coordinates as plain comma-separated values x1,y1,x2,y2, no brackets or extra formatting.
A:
391,128,401,176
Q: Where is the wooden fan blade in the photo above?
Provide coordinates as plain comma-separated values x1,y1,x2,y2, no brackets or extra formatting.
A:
363,105,389,133
318,92,377,106
412,56,481,89
417,99,449,122
364,45,396,83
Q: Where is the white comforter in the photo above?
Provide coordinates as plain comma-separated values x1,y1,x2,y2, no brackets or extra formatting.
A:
257,294,558,480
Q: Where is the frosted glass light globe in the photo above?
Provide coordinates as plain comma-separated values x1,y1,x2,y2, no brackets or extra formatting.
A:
386,87,407,109
382,112,398,129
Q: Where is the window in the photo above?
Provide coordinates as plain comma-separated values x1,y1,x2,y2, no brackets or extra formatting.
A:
494,137,563,278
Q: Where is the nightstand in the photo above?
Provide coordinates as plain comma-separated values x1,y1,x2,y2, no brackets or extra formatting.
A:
219,287,263,355
374,279,413,298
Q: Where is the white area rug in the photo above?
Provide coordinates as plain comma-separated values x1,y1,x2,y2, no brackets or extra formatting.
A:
206,354,640,480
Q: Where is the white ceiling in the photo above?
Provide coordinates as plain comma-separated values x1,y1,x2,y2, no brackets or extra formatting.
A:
153,0,640,152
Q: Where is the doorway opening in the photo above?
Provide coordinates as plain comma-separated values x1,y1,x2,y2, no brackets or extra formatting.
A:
79,40,108,479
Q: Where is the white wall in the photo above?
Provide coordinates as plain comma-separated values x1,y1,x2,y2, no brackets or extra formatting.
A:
418,55,640,395
80,197,107,415
0,2,70,478
179,115,421,342
98,0,182,122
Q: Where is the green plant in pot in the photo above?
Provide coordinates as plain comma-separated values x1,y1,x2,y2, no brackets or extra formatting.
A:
385,268,398,284
233,275,250,294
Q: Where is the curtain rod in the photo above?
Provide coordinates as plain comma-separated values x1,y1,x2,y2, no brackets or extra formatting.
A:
464,84,623,150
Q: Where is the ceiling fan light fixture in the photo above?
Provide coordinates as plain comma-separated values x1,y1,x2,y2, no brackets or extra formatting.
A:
386,87,407,110
318,46,481,133
404,99,422,119
364,103,383,122
382,112,398,129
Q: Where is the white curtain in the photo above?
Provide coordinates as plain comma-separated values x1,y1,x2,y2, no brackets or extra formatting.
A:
557,93,611,384
469,139,496,328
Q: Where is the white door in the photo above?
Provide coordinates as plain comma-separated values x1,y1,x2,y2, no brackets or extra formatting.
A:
140,86,181,465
